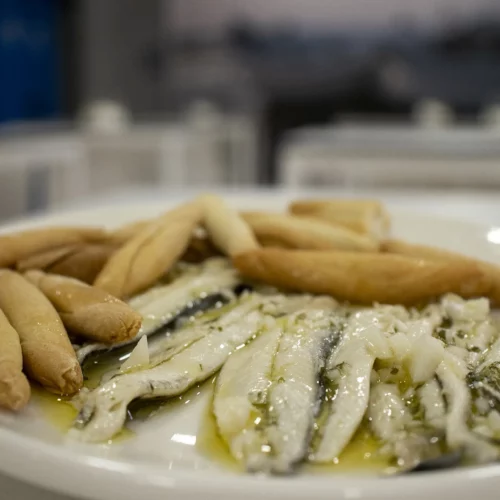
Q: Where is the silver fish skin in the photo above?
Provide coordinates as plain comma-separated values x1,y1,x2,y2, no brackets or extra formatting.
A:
214,303,340,473
312,308,395,463
436,349,500,462
368,383,444,471
70,296,272,443
214,324,284,469
76,258,240,363
264,308,340,473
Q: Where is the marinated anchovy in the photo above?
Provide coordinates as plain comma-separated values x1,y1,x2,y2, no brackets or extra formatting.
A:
264,309,340,473
368,384,443,471
66,284,500,475
214,325,284,470
418,378,446,430
70,295,271,443
437,350,499,462
467,338,500,443
437,295,497,366
312,309,391,463
214,304,340,473
76,258,241,363
312,338,374,463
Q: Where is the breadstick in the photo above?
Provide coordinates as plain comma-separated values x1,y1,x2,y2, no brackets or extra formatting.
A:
16,244,79,272
181,232,221,263
199,194,259,257
241,211,378,251
289,199,390,241
233,248,490,305
110,217,220,264
0,310,30,411
25,270,142,344
383,239,500,304
0,270,82,395
94,201,203,298
108,219,151,245
16,243,116,284
48,244,116,284
0,226,106,268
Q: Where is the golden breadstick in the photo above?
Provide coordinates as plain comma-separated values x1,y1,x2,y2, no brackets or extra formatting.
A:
241,211,378,252
199,194,259,257
110,218,220,263
25,270,142,345
383,239,500,304
289,199,390,241
182,233,221,263
233,248,490,305
94,201,203,298
16,243,116,284
0,226,106,268
0,270,82,395
16,244,79,272
48,244,116,284
108,219,152,245
0,310,30,411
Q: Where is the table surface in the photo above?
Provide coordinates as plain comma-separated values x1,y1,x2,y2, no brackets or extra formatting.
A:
3,186,500,500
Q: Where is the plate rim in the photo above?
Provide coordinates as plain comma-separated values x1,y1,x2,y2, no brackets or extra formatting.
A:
1,200,500,499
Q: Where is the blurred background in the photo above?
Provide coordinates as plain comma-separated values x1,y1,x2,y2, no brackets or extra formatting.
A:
1,0,500,221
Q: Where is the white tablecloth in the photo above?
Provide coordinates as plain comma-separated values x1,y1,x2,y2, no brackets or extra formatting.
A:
4,186,500,500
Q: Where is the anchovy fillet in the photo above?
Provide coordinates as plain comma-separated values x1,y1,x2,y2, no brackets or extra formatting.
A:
418,378,446,430
369,383,443,470
214,325,284,469
70,296,271,443
264,310,338,473
214,305,339,473
312,338,374,462
437,350,499,462
76,258,240,363
312,308,396,463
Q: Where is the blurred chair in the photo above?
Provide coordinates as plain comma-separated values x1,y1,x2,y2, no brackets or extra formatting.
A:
0,100,258,221
82,100,258,195
278,118,500,189
0,125,89,221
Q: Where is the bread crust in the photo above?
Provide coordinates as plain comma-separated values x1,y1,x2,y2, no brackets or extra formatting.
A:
199,194,259,257
383,239,500,304
289,199,390,241
233,248,491,305
242,211,378,251
0,227,106,268
25,270,142,345
0,270,82,395
94,202,203,298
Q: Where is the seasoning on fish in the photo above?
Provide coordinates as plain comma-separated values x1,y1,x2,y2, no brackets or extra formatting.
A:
76,258,241,363
215,302,340,473
71,295,272,442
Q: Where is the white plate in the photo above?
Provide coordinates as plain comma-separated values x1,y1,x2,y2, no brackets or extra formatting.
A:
2,195,500,500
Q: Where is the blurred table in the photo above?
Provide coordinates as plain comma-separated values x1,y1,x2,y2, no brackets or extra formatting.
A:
58,186,500,227
0,115,258,222
4,186,500,500
278,124,500,189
